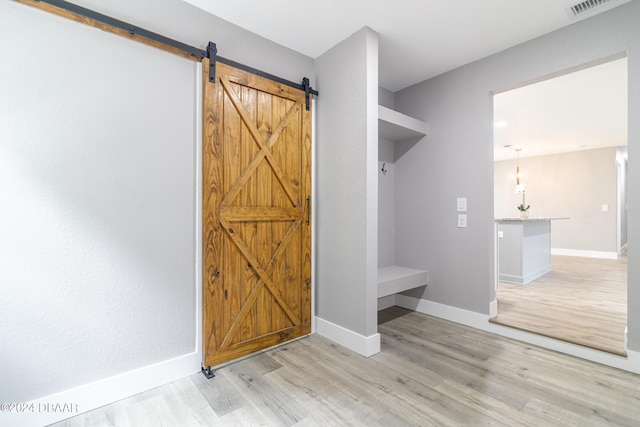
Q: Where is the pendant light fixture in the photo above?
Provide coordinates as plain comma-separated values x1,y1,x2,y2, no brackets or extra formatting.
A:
515,148,525,195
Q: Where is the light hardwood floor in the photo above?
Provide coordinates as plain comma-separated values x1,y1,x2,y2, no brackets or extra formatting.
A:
491,255,627,356
53,307,640,426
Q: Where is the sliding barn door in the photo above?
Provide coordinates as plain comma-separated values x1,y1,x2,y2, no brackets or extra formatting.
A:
202,60,312,367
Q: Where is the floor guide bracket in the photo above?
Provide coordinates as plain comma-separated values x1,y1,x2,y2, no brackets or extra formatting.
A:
201,365,215,379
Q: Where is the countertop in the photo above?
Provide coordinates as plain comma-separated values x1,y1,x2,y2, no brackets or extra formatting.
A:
495,217,570,222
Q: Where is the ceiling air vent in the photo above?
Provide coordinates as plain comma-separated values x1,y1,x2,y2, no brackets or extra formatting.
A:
569,0,611,16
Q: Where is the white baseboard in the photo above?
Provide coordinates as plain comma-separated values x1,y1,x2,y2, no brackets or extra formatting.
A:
625,326,628,351
1,352,200,427
395,294,489,325
315,317,380,357
489,299,498,318
499,265,552,285
551,248,618,259
626,349,640,372
395,295,640,375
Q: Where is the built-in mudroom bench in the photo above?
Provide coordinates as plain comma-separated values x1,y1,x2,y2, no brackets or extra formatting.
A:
378,97,428,305
378,265,428,298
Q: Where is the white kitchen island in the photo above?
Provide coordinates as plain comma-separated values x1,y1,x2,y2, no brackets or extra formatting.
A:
496,217,568,284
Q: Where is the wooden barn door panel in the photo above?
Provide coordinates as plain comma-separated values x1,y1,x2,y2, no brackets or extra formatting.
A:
203,60,311,367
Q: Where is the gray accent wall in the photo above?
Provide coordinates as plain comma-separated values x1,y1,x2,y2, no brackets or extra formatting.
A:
0,0,314,405
393,1,640,350
316,27,379,338
378,84,398,269
378,139,396,268
379,87,395,109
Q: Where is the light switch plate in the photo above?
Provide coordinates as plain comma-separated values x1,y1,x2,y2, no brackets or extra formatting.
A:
457,214,467,228
601,204,609,212
457,197,467,212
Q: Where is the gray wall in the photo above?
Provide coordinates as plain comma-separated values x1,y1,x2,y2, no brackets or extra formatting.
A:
495,147,618,253
393,1,640,349
378,90,396,268
316,27,379,337
379,87,395,109
0,0,314,405
378,139,396,268
618,148,629,250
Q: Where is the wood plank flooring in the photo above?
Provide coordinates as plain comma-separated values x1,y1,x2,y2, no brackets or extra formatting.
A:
53,307,640,426
491,255,627,356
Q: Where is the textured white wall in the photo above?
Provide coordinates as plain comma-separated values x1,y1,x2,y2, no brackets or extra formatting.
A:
0,2,196,402
316,27,378,337
394,1,640,348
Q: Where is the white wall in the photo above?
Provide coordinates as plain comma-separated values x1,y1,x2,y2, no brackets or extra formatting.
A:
0,0,314,425
315,27,380,352
0,0,196,403
394,1,640,349
495,147,619,254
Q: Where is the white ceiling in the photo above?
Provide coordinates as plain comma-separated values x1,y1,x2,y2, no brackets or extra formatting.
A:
181,0,632,92
494,57,628,162
181,0,629,160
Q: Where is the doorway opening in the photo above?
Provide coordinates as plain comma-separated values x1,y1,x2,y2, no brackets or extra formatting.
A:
491,56,628,356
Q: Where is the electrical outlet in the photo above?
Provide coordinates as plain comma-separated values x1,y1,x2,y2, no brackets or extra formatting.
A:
457,214,467,228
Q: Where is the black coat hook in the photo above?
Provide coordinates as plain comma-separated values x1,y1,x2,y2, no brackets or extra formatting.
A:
381,162,387,175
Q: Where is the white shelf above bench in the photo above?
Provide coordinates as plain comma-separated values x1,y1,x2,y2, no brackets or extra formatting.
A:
378,105,427,142
378,265,428,298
